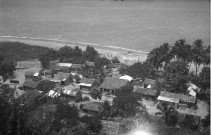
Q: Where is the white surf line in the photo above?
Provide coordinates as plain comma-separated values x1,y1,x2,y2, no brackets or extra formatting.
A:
0,36,149,54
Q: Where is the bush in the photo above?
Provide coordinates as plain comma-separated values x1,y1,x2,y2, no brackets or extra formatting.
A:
83,96,89,101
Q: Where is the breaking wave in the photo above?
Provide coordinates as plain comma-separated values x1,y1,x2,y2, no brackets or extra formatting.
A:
0,36,149,54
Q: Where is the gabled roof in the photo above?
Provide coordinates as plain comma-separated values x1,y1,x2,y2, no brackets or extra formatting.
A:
119,75,133,82
23,80,39,89
134,86,158,96
158,91,196,104
81,102,103,112
53,72,71,82
25,70,39,76
144,78,156,86
99,77,128,90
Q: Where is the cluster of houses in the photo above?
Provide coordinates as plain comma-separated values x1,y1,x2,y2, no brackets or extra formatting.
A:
20,60,200,116
2,59,203,135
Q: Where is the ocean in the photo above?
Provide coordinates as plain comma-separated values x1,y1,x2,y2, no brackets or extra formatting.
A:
0,0,209,52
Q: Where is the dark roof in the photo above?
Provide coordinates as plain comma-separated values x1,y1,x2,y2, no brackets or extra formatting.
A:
53,72,71,81
134,86,158,96
99,77,128,90
144,78,156,86
81,102,103,112
80,78,97,85
71,64,83,69
159,91,196,103
23,80,39,89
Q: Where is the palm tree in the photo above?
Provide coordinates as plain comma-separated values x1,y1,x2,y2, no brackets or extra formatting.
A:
159,43,173,67
192,39,204,75
202,45,210,66
147,48,163,71
171,39,189,61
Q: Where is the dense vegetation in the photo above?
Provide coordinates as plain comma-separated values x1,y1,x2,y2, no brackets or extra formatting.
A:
0,84,103,135
0,42,52,62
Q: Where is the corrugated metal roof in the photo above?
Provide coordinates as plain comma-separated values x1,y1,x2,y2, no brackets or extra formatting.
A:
157,96,179,103
159,91,196,103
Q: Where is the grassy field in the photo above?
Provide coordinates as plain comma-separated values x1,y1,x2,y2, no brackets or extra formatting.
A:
0,0,209,52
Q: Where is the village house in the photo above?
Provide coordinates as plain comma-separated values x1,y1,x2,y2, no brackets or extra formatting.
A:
134,86,158,100
99,77,128,95
22,80,39,90
143,78,156,89
157,91,197,110
48,60,72,74
70,64,83,73
51,72,73,86
81,102,103,115
79,78,99,93
25,70,41,82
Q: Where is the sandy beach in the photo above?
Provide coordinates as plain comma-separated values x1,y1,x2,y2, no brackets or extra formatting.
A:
0,36,148,65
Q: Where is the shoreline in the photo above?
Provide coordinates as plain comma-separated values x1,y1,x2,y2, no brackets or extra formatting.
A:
0,36,148,65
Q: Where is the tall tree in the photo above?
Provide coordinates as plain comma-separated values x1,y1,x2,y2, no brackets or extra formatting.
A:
82,46,99,62
192,39,204,75
147,47,163,71
122,62,153,80
171,39,191,62
39,49,58,69
36,80,55,93
90,89,102,102
163,60,189,93
113,84,144,116
202,45,210,66
158,43,173,66
58,45,74,62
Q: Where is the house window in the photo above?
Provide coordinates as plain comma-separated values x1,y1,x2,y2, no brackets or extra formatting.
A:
100,88,103,92
111,90,115,94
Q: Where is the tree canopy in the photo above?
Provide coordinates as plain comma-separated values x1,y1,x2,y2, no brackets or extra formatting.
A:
163,60,189,93
113,83,144,116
